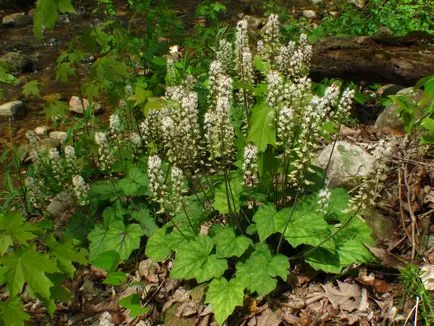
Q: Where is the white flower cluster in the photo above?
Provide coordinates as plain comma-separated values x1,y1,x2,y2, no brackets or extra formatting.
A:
346,140,395,214
276,34,311,77
25,176,44,209
243,144,259,187
109,113,122,136
49,148,64,184
168,166,184,213
94,131,115,171
148,155,167,208
317,188,331,215
159,87,202,170
166,57,177,86
204,73,235,164
72,175,90,206
129,132,142,156
277,106,295,151
258,14,280,60
288,85,341,188
266,70,284,111
25,130,41,166
217,39,233,74
334,87,355,122
64,145,78,174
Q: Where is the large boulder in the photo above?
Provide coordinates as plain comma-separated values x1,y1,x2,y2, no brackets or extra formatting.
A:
0,100,26,119
375,87,424,132
318,141,375,188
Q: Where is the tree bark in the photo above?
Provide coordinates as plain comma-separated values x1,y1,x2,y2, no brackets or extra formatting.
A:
310,34,434,86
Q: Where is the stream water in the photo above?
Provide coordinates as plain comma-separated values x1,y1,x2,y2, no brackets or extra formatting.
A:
0,0,319,152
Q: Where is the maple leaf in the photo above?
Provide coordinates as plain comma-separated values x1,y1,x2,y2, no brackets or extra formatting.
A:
0,297,29,326
205,277,245,325
0,212,38,254
5,247,60,302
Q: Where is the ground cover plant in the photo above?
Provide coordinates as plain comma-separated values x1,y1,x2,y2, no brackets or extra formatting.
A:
0,0,433,324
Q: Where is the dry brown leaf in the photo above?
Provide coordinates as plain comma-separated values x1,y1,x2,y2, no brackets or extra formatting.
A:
366,245,405,269
138,259,161,283
253,308,282,326
321,281,361,312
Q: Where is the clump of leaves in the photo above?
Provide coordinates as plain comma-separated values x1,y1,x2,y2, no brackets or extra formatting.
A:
0,211,87,326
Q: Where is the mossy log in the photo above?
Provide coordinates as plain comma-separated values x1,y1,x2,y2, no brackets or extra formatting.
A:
310,33,434,86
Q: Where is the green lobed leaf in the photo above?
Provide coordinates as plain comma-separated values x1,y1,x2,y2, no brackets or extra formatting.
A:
247,102,276,152
46,236,88,278
0,297,29,326
5,247,60,302
44,100,68,120
119,293,149,318
205,277,245,326
235,243,288,296
21,80,40,98
91,251,121,272
88,221,144,261
56,0,75,13
213,176,243,215
131,208,158,237
252,204,278,242
274,200,335,250
103,271,127,286
145,228,173,262
0,212,38,254
171,236,227,283
211,226,252,258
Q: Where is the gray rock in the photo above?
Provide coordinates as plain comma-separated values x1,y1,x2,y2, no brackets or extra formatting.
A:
362,208,395,241
38,138,60,153
375,87,424,131
49,131,67,142
303,10,317,19
0,52,33,73
348,0,365,9
329,11,339,18
0,100,25,119
311,0,323,4
2,12,32,26
46,191,75,218
69,96,102,114
318,141,375,188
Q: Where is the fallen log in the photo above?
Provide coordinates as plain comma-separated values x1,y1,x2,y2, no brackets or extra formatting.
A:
310,33,434,86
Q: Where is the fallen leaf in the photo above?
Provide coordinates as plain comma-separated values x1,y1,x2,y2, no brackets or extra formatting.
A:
366,246,405,269
321,281,361,312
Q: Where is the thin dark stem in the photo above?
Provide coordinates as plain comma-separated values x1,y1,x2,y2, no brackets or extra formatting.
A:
276,192,299,254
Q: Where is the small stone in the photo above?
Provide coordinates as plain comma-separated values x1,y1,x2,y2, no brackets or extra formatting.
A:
34,125,50,136
348,0,365,9
0,52,33,73
49,131,67,142
329,11,339,18
46,191,75,218
311,0,323,4
303,10,317,19
317,141,375,188
2,12,32,27
69,96,102,114
0,100,25,119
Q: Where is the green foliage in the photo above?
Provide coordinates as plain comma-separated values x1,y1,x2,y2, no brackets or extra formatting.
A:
119,293,150,318
400,264,434,324
21,80,40,98
205,277,244,325
33,0,75,39
235,243,289,296
247,102,276,152
390,75,434,144
0,212,85,323
88,220,143,262
171,236,227,283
